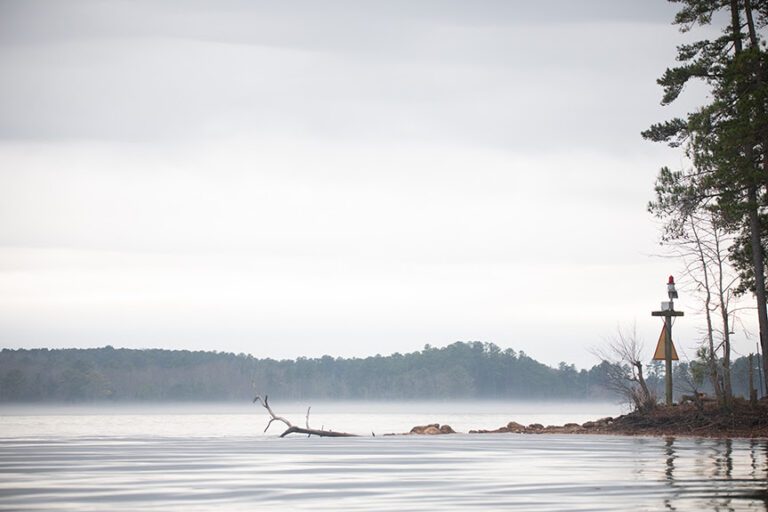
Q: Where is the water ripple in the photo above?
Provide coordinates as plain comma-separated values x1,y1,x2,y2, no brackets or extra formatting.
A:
0,434,766,511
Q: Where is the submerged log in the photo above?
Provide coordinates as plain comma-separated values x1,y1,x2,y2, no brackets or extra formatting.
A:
253,394,358,438
279,426,357,438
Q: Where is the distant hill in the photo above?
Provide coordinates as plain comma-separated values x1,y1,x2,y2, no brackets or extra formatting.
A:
0,342,757,402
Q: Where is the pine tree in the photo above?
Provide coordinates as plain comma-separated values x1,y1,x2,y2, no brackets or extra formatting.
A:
644,0,768,392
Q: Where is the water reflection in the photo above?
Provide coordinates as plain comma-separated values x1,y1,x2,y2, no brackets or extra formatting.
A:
665,437,677,481
664,437,677,511
1,432,768,511
659,436,767,511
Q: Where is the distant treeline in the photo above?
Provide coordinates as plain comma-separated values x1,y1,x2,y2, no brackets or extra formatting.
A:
0,342,759,402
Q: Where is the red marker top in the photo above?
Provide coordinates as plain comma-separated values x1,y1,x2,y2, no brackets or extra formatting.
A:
668,275,675,284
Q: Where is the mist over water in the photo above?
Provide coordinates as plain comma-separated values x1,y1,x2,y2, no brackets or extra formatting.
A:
0,401,624,438
2,401,767,511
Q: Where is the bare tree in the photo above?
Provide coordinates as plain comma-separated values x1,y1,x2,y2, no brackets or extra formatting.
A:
667,209,741,407
593,325,656,412
687,213,725,404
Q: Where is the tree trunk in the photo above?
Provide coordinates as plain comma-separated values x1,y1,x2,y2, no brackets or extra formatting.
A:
731,0,768,395
747,188,768,394
691,218,725,404
634,361,653,410
712,218,733,405
279,426,357,438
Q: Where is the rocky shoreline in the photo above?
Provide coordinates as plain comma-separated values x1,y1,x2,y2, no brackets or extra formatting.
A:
401,400,768,439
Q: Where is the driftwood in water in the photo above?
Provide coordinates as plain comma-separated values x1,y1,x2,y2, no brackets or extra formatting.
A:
278,425,357,438
253,394,358,438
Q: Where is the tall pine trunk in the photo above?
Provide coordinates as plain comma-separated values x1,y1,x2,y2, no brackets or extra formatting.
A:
732,0,768,394
747,187,768,393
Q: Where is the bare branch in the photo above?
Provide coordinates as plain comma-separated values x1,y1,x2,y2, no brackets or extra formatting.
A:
592,324,656,411
253,395,293,432
253,394,358,438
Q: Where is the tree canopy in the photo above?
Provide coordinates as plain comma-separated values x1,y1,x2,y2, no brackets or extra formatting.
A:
644,0,768,391
0,343,758,403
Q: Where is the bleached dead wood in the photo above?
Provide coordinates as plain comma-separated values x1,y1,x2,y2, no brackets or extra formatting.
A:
253,395,357,438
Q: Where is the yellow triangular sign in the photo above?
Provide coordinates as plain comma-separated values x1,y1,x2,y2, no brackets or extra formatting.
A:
653,325,679,361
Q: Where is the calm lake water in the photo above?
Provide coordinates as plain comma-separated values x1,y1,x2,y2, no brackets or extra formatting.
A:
1,402,766,511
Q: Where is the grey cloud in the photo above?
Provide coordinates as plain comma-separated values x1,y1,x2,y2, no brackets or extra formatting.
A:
0,0,681,152
0,0,737,367
0,1,677,48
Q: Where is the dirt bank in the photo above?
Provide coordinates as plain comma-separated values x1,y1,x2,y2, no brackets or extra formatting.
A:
405,399,768,438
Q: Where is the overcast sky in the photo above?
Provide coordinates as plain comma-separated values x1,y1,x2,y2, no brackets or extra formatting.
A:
0,0,756,368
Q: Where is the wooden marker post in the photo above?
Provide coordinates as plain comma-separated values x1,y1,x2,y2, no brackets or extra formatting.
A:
651,276,684,406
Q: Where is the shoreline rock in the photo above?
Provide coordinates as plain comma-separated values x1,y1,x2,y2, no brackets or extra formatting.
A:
469,420,596,435
401,400,768,439
408,423,456,435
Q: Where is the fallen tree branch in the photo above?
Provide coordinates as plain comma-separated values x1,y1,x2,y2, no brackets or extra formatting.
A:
253,394,357,438
252,395,292,433
279,426,357,438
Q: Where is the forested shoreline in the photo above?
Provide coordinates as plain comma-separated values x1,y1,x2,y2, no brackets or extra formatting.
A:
0,342,758,402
